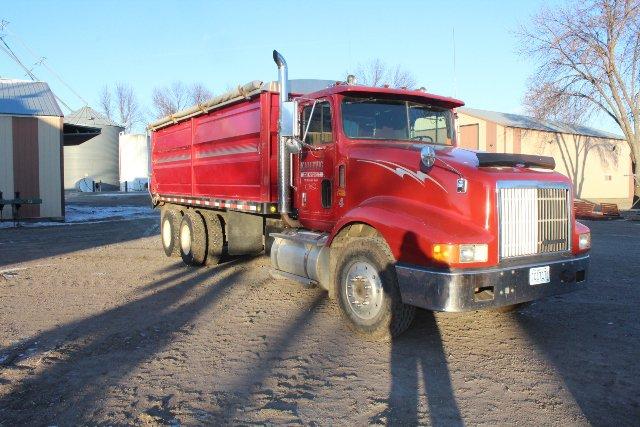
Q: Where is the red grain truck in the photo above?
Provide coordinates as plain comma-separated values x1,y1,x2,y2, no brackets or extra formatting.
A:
149,51,591,337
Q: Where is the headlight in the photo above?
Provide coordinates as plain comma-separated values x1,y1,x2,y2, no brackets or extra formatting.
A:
578,232,591,250
459,244,488,263
433,243,488,264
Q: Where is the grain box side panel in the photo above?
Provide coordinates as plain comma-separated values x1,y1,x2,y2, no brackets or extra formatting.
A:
191,97,264,201
152,121,193,196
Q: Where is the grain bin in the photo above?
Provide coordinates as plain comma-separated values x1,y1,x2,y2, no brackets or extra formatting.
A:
64,106,124,191
119,133,150,191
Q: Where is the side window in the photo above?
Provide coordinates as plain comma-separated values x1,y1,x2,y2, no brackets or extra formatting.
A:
302,101,333,145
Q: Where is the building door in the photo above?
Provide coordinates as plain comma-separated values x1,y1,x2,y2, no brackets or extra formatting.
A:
459,124,479,149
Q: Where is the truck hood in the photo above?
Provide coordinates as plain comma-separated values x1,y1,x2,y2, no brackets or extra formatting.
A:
347,140,570,230
350,141,565,187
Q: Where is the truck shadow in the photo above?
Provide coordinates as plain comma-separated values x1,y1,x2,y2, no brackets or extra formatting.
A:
0,216,159,267
384,310,463,426
511,222,640,425
379,231,463,425
0,256,253,425
211,294,325,423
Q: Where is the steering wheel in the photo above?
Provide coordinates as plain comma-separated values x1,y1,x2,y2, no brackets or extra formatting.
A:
412,135,434,143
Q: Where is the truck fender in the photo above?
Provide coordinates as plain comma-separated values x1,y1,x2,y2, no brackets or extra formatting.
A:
327,196,492,267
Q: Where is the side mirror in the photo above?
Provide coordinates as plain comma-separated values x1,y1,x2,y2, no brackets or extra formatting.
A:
286,138,302,154
281,100,298,138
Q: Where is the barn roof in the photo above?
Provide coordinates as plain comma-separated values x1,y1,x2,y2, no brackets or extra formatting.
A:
0,79,63,117
459,107,625,141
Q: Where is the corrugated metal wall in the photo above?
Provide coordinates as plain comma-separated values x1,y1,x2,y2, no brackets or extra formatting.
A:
12,117,40,218
38,116,63,217
64,124,122,190
119,133,150,190
0,116,14,211
0,114,63,220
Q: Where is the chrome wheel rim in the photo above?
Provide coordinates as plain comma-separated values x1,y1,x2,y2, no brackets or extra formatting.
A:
180,221,191,255
344,261,384,320
162,218,172,248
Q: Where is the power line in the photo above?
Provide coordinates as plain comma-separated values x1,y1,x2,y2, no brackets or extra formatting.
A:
0,19,87,111
6,26,89,106
0,35,73,111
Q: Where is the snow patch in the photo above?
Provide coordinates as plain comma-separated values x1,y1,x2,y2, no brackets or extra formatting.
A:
0,205,157,229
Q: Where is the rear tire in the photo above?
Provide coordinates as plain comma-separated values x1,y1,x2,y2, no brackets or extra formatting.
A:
335,237,415,339
161,208,180,257
179,211,207,266
201,211,224,265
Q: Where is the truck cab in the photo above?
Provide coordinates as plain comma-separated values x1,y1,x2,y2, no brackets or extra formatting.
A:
273,65,590,336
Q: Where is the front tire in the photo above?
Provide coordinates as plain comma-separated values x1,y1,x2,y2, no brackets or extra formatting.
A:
335,237,415,339
179,211,207,266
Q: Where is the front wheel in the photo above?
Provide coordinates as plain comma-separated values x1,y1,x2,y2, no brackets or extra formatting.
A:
335,237,415,339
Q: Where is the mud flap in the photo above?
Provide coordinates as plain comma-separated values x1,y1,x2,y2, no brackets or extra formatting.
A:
224,211,264,255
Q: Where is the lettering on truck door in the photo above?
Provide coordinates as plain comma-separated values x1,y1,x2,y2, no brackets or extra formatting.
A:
296,100,336,229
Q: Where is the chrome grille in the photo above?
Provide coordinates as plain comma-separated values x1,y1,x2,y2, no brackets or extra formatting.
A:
498,183,571,259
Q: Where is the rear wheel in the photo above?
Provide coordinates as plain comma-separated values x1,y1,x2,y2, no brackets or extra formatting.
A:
179,211,207,266
201,211,224,265
161,208,180,257
335,237,415,339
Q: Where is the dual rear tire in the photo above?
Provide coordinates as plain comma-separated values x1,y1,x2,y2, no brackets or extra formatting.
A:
161,206,224,266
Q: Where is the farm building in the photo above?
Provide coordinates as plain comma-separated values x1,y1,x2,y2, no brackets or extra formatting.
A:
0,79,99,220
119,133,150,191
64,106,124,191
457,107,634,209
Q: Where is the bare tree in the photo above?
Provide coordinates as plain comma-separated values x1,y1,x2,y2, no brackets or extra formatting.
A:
519,0,640,204
114,83,142,132
353,59,417,88
98,85,112,121
152,81,214,118
190,82,213,105
531,129,618,197
98,83,143,132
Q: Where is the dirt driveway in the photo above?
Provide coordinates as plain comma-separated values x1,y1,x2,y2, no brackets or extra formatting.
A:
0,195,638,425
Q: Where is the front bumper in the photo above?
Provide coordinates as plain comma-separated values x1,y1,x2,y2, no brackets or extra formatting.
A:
396,254,589,312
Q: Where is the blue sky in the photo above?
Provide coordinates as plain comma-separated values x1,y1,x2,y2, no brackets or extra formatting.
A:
0,0,618,133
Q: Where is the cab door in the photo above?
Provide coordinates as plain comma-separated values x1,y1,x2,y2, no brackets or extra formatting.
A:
295,100,336,231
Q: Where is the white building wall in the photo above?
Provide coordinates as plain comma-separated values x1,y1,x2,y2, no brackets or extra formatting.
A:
119,133,150,190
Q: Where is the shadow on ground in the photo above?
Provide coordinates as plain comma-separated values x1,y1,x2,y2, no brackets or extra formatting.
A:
0,257,252,424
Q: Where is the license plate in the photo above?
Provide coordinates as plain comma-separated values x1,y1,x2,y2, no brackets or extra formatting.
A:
529,266,550,285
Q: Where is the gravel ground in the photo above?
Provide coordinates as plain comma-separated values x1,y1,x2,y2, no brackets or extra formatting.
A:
0,194,638,425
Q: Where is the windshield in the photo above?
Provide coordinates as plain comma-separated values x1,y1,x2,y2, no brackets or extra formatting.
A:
341,97,454,145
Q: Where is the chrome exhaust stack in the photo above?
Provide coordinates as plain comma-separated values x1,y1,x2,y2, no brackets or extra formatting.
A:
273,50,302,228
273,50,291,215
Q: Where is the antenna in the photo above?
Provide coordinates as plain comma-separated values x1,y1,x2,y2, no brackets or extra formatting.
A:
452,27,457,98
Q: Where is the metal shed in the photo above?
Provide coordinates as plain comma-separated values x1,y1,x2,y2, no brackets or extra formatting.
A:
0,79,66,219
64,106,124,191
457,107,633,208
